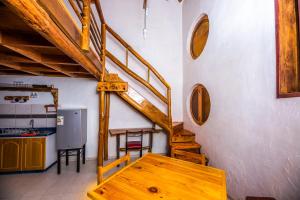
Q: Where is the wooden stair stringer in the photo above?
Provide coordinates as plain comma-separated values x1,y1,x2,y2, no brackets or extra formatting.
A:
116,86,171,133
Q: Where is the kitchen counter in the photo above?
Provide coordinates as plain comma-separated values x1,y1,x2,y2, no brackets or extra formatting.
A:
0,128,56,138
0,128,57,173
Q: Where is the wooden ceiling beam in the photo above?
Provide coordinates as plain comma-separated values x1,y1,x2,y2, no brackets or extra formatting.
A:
0,52,80,66
0,53,36,63
1,44,75,77
0,30,53,47
0,61,42,76
0,71,30,76
41,55,80,65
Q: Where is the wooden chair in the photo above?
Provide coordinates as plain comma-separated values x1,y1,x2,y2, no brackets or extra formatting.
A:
125,130,144,157
97,153,130,184
171,149,207,165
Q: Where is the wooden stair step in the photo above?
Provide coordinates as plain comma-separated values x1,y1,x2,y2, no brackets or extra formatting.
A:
172,122,183,134
171,149,206,165
171,142,201,150
172,129,195,143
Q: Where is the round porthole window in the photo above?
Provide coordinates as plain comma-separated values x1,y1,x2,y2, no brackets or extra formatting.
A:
190,14,209,59
190,84,211,126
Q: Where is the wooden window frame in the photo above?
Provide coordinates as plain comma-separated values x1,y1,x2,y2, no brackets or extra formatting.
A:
190,84,210,126
275,0,300,98
190,14,209,60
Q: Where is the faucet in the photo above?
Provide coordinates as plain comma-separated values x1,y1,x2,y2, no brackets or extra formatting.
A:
29,119,34,130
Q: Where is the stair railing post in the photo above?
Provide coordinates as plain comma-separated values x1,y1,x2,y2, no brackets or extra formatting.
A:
98,23,107,184
104,92,110,161
167,87,173,148
81,0,91,51
147,68,150,83
125,48,128,67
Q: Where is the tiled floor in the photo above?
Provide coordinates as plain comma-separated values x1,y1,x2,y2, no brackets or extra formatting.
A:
0,160,100,200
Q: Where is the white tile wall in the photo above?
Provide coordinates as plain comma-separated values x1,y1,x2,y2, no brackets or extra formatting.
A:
0,119,15,128
0,104,16,114
0,104,55,128
34,118,47,128
15,104,31,114
15,118,31,128
31,104,47,115
46,118,57,128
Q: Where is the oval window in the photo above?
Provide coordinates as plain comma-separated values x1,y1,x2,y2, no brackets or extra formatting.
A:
190,84,211,125
190,15,209,59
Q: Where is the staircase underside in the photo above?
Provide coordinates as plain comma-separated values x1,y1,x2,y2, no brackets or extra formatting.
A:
0,1,101,78
1,0,172,134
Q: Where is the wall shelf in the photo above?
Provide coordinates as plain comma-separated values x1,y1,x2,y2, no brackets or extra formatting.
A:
0,84,58,109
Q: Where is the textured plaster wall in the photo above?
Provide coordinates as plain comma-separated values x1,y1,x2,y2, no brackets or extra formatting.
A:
182,0,300,199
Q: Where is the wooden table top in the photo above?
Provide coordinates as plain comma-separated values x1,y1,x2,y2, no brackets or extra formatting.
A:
87,153,227,200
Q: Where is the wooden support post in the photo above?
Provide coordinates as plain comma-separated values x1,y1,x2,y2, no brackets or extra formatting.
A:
97,23,107,184
104,92,110,161
98,92,105,168
167,88,172,154
81,0,91,51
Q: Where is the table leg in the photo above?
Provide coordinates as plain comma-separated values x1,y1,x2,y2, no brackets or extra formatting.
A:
116,135,120,159
83,144,86,164
77,149,80,173
117,135,120,167
139,133,143,157
57,150,61,174
149,132,153,153
66,150,69,166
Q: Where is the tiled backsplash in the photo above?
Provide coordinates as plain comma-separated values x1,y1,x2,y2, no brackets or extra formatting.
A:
0,104,56,128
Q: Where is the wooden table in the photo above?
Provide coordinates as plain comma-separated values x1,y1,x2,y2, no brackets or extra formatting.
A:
87,153,227,200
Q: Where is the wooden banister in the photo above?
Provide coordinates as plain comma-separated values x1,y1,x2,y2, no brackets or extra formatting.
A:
106,25,170,89
106,50,168,104
94,0,106,25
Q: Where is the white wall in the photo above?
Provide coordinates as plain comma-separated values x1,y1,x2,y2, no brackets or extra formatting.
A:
0,0,183,159
101,0,183,118
182,0,300,199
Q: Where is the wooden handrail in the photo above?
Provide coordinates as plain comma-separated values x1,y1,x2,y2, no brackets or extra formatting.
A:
94,0,106,25
106,25,171,89
106,50,168,104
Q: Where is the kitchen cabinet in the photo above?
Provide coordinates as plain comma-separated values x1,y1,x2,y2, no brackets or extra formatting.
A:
22,138,45,171
0,138,46,172
0,139,22,172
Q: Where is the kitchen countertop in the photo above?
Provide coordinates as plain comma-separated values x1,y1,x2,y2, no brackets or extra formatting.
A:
0,128,56,138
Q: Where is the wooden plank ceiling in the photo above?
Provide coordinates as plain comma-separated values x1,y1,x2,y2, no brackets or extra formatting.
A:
0,2,94,78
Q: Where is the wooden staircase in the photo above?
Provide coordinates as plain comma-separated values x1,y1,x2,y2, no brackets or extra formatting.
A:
171,122,201,153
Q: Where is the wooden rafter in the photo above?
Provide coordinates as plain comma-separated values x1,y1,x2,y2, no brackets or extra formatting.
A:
2,44,74,77
0,53,36,64
0,61,42,76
